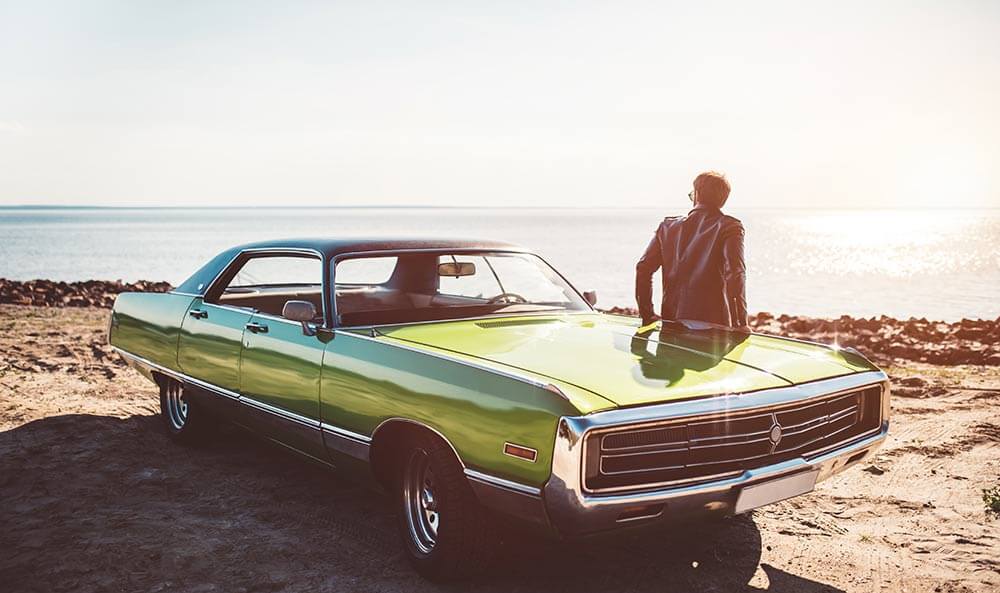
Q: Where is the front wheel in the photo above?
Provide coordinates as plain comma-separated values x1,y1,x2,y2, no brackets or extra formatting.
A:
396,433,498,580
158,378,215,444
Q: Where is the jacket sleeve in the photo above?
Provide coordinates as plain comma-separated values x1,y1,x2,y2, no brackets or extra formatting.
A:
722,220,748,327
635,230,663,322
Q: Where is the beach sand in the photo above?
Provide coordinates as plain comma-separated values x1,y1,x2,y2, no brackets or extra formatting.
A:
1,302,998,592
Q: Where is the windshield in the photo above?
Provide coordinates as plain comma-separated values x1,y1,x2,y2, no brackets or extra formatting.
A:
334,251,589,326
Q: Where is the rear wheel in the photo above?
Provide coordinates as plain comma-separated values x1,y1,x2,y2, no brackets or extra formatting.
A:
396,432,498,580
158,378,215,444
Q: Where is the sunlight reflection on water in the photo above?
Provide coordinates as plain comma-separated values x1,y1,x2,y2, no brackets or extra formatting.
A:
777,210,991,277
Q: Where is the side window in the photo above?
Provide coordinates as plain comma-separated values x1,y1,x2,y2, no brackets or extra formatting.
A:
229,256,320,288
212,255,322,319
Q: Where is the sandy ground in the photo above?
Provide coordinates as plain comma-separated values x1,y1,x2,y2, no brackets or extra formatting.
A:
1,305,998,593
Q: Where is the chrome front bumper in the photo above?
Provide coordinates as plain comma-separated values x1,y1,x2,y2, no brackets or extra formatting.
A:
543,422,887,536
541,371,890,537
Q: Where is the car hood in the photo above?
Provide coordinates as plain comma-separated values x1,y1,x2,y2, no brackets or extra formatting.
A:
376,313,877,409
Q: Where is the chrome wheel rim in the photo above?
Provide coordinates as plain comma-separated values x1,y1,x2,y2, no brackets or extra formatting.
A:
403,449,439,554
165,382,188,430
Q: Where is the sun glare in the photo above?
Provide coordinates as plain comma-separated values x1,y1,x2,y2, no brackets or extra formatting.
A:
898,148,991,209
785,210,980,277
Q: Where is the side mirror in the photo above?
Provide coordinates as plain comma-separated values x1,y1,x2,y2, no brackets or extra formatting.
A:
583,290,598,306
282,300,318,336
438,261,476,277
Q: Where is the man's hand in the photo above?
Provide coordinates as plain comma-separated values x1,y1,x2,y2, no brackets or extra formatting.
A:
639,314,661,331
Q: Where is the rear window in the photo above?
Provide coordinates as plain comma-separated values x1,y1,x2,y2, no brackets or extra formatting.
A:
335,256,398,285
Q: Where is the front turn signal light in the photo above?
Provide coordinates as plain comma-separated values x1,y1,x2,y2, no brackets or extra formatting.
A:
503,442,538,462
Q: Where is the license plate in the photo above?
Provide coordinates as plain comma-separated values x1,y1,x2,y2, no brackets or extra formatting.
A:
735,470,819,514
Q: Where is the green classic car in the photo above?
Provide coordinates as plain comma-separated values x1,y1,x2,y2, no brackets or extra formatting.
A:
109,238,890,579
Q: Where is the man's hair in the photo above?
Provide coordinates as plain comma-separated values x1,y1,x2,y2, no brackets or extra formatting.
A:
693,171,731,208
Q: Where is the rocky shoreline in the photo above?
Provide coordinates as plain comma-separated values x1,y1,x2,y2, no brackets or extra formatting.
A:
0,278,172,309
1,279,996,366
606,308,1000,367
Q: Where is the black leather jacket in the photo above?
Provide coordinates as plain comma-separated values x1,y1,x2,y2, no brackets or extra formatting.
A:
635,204,748,327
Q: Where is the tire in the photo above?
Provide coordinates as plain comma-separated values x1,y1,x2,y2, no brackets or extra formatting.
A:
158,378,215,444
396,432,498,581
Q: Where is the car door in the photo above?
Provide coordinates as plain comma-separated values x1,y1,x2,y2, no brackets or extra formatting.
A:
177,295,253,409
231,253,329,460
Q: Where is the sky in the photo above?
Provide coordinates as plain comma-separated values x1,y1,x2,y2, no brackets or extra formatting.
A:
1,1,998,208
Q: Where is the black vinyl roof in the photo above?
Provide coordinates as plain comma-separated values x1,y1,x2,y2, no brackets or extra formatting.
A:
232,236,527,258
174,236,529,295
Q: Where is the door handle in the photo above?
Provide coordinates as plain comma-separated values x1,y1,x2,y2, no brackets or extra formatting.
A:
245,322,269,334
188,309,208,319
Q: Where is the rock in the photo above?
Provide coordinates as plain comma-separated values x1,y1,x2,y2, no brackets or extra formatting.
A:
955,327,987,340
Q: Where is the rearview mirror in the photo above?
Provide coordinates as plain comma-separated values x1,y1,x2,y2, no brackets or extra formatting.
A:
282,300,318,336
438,262,476,277
583,290,598,306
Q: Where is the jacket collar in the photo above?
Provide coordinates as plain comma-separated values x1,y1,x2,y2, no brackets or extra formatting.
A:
689,203,721,214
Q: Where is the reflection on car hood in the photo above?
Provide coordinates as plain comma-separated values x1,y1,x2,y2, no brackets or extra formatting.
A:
376,313,877,409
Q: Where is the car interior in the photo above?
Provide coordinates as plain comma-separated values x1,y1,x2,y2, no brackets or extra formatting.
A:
218,285,326,321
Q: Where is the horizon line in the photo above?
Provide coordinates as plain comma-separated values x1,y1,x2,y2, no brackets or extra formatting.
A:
2,204,999,212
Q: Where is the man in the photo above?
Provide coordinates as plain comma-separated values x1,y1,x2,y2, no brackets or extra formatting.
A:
635,171,749,331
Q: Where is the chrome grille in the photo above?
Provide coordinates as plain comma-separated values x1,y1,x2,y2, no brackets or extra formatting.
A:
584,385,883,493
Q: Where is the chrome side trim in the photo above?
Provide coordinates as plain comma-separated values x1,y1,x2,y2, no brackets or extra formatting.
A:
118,348,549,500
543,383,574,402
113,346,374,456
464,469,542,497
368,418,544,500
113,346,240,400
120,344,531,495
241,396,320,429
371,417,467,468
321,422,372,443
320,423,372,462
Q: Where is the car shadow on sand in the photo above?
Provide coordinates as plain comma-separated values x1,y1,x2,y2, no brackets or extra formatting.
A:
0,413,844,593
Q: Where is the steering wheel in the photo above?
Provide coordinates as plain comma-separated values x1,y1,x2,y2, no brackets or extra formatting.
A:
487,292,528,305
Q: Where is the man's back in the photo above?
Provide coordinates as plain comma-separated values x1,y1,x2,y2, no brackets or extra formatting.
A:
635,203,747,327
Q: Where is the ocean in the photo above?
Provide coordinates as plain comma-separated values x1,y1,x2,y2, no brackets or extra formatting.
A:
1,207,998,321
